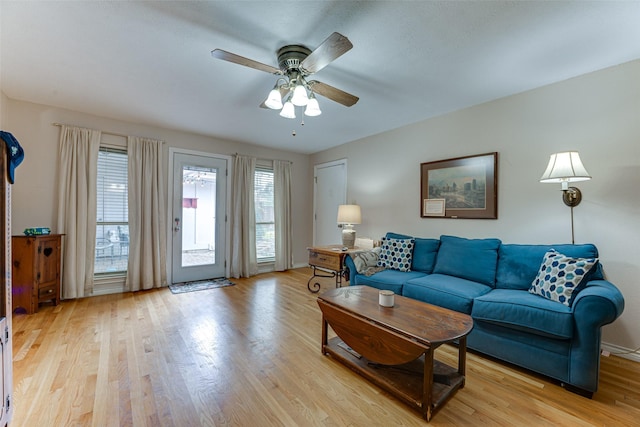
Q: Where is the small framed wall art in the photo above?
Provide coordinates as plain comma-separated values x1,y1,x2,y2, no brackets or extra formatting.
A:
423,198,446,217
420,152,498,219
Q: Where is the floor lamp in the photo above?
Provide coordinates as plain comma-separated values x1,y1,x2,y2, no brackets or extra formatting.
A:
539,152,591,244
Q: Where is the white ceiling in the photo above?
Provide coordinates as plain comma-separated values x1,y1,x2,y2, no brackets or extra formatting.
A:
2,1,640,154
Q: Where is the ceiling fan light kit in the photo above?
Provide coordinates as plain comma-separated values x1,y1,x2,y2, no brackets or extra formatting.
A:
212,32,359,123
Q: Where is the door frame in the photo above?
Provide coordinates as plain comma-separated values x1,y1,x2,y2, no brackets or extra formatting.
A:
313,158,347,246
167,148,232,283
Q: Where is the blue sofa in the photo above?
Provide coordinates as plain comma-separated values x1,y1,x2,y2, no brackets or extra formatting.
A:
344,233,625,397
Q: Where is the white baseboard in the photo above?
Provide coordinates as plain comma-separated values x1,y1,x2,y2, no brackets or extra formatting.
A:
601,342,640,363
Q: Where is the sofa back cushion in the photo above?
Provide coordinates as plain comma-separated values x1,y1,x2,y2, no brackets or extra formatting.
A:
496,243,602,290
411,238,440,273
384,232,439,273
433,235,501,287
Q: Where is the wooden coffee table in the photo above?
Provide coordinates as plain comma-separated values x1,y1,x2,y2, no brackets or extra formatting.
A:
317,285,473,421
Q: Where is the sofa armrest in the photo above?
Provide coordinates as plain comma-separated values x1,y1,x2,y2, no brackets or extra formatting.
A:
568,279,624,392
345,248,381,284
572,280,625,323
345,254,357,284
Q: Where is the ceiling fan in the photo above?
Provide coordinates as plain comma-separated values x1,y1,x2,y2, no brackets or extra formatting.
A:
211,32,359,119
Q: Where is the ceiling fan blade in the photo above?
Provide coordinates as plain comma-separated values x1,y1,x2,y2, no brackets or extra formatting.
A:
211,49,281,75
300,32,353,74
308,81,359,107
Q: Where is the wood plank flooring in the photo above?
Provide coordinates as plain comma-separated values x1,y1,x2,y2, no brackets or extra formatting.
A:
11,268,640,426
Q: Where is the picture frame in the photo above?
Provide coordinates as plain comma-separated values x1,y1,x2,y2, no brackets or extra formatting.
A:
420,152,498,219
423,198,446,217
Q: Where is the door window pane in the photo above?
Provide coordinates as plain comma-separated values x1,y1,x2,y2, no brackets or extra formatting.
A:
181,166,217,267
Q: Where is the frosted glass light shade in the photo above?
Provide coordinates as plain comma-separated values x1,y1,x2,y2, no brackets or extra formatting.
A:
337,204,361,225
279,101,296,119
540,151,591,188
291,84,309,106
264,88,283,110
304,96,321,116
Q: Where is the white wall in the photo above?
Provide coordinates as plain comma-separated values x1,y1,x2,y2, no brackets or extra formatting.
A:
4,99,313,272
310,60,640,354
0,92,7,129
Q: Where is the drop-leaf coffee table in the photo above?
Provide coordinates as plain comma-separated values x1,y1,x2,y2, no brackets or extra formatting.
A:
317,285,473,421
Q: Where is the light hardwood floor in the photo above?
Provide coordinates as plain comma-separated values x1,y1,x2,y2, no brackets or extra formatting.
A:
11,268,640,426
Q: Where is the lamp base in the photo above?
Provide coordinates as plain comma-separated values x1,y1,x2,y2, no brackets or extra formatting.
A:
341,227,356,249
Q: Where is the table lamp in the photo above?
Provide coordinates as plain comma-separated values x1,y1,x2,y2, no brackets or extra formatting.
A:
337,204,361,248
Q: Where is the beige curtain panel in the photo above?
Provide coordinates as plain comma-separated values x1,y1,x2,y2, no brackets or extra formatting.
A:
56,125,101,299
126,136,168,291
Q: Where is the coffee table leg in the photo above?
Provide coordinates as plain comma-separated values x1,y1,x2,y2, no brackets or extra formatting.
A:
423,348,434,421
458,336,467,387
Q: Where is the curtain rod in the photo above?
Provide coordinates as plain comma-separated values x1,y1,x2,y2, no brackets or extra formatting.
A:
52,122,129,138
234,152,292,164
52,123,165,143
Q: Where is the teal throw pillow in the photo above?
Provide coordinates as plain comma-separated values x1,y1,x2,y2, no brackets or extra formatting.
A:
529,249,598,306
377,237,415,272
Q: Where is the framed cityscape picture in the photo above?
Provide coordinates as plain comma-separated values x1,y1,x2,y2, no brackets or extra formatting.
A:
420,152,498,219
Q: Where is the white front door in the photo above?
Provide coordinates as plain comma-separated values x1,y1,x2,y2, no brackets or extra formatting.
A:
313,159,347,246
171,153,227,283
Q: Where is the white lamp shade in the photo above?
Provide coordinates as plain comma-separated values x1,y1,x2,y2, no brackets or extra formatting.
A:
337,204,361,225
304,96,321,116
540,152,591,184
264,89,283,110
291,84,309,106
279,101,296,119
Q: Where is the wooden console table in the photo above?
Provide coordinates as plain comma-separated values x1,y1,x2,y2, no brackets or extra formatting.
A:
317,286,473,421
306,245,361,293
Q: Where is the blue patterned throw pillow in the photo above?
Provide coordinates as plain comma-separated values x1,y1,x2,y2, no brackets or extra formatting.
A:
529,249,598,306
377,237,415,272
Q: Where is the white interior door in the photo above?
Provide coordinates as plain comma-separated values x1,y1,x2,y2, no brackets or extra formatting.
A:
172,153,227,283
313,159,347,246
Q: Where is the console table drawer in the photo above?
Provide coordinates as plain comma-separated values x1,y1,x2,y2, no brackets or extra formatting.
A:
308,250,342,271
38,285,57,301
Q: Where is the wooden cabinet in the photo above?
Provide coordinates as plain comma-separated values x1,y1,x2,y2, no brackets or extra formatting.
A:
11,234,62,314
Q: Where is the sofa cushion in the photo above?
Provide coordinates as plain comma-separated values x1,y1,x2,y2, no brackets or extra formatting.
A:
377,237,415,272
411,238,440,273
496,243,601,290
403,273,492,314
472,289,574,339
529,249,598,307
433,235,501,287
353,269,426,294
